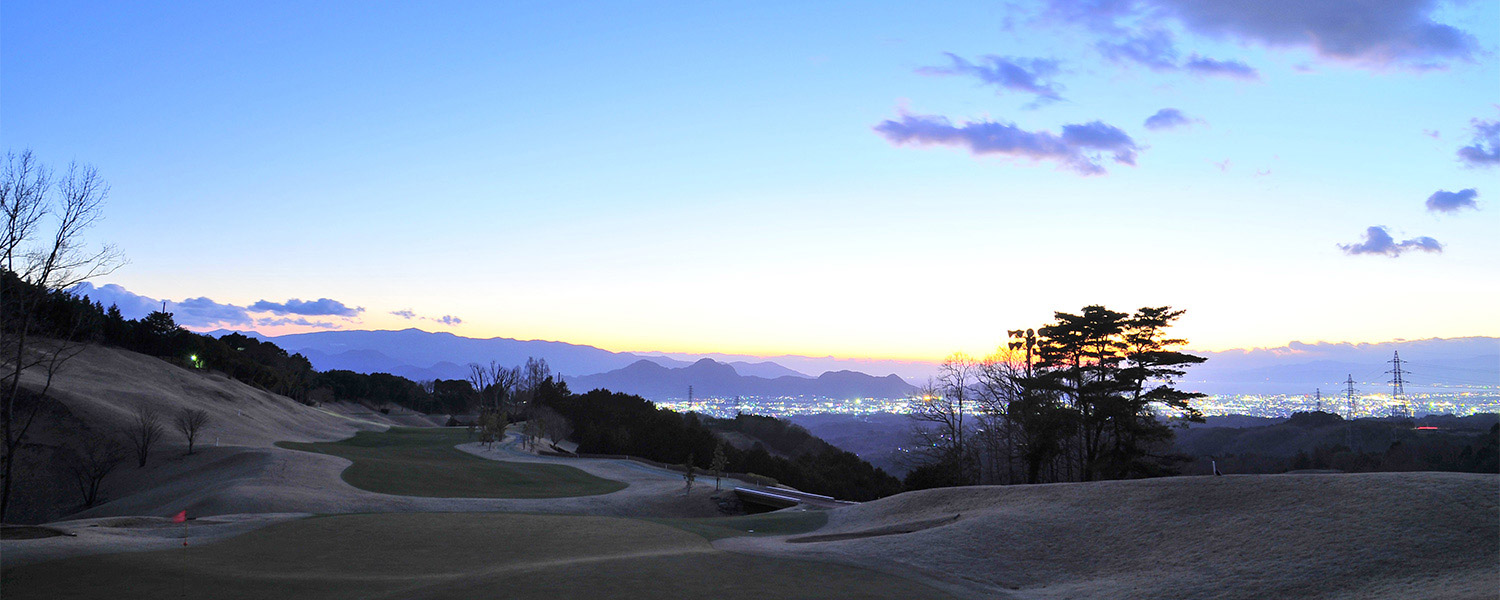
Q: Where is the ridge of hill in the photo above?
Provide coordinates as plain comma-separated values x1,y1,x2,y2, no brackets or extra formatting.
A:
568,358,917,400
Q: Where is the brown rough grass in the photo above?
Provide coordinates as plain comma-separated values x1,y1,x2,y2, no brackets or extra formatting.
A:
723,472,1499,600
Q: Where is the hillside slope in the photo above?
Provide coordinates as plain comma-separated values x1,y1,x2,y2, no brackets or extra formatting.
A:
724,472,1498,600
7,344,406,523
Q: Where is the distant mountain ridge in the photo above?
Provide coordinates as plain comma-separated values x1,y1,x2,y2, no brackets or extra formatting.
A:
206,328,914,399
206,328,1497,399
568,358,918,400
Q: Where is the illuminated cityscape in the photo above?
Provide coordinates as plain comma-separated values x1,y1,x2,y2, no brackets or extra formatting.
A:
659,391,1500,420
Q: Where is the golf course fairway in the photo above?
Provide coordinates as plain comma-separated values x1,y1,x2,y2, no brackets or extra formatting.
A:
1,512,951,599
277,427,626,498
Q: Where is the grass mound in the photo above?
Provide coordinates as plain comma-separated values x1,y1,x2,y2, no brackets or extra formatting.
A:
277,427,625,498
1,512,950,599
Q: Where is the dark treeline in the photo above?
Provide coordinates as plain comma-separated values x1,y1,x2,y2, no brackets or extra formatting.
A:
538,389,902,501
905,305,1206,490
5,270,479,413
1183,411,1499,475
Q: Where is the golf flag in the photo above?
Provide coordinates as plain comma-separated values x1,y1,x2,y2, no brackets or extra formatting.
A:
171,510,187,523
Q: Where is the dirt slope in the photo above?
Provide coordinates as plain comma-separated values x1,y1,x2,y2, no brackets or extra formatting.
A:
722,472,1499,600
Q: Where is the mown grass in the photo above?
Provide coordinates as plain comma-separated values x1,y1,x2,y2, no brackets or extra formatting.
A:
1,513,950,600
276,427,625,498
647,509,829,541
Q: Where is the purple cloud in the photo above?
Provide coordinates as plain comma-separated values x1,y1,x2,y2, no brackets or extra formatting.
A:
1184,55,1260,80
1097,29,1180,71
918,53,1064,102
1339,226,1443,257
391,308,463,326
1425,188,1478,213
249,298,363,317
1144,108,1195,131
1096,29,1258,79
1457,117,1500,167
1051,0,1478,69
873,112,1140,175
1152,0,1477,68
71,282,253,329
256,316,339,329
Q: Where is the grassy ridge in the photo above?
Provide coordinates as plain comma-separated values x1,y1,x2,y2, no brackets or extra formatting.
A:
1,513,949,600
277,427,625,498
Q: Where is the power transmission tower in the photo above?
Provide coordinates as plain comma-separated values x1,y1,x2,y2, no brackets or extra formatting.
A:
1314,388,1322,413
1387,351,1411,419
1343,374,1357,450
1343,375,1357,419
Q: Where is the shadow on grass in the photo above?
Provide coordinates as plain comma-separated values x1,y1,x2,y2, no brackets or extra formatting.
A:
2,513,952,600
277,427,625,498
646,509,829,541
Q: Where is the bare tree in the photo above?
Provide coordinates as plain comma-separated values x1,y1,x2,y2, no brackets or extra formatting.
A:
63,431,125,507
1,150,123,520
467,361,520,413
904,354,979,486
126,405,165,467
174,408,211,455
540,407,572,451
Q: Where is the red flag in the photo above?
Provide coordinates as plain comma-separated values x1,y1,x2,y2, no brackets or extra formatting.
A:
171,510,187,523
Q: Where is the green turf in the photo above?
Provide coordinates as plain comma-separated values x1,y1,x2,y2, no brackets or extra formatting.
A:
1,513,951,599
647,509,830,541
276,427,625,498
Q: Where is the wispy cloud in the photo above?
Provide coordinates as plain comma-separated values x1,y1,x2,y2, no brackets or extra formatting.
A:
1097,30,1260,79
256,316,338,329
391,308,463,326
1183,55,1259,80
917,53,1064,103
1339,226,1443,257
1144,108,1197,131
1425,188,1478,213
1457,117,1500,167
873,111,1140,175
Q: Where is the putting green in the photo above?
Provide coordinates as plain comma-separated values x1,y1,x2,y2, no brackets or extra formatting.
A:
277,427,625,498
1,513,951,599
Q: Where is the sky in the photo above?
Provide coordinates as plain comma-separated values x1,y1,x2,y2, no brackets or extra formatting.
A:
4,0,1498,361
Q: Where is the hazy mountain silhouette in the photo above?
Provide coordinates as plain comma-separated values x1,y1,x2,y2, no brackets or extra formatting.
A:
204,328,692,381
203,328,1495,398
567,358,916,400
1185,336,1498,395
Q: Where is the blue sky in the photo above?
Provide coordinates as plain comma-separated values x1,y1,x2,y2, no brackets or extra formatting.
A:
5,0,1498,359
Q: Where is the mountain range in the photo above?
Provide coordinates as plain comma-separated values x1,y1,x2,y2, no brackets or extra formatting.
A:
569,358,917,400
207,328,1498,400
206,328,919,400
